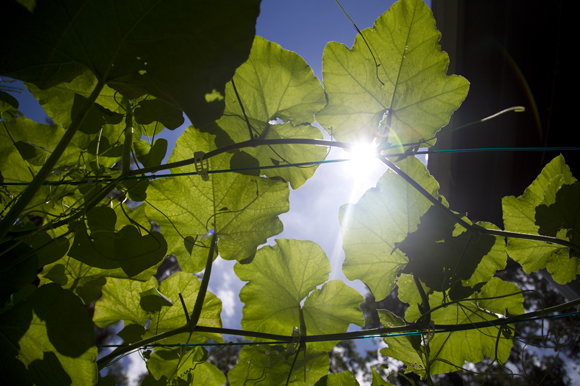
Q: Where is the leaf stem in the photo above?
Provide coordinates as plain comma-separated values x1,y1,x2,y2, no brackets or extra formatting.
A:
0,79,105,241
188,230,217,327
230,78,255,140
121,97,133,176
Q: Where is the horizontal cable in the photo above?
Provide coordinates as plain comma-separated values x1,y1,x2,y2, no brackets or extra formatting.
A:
2,146,579,187
96,310,580,349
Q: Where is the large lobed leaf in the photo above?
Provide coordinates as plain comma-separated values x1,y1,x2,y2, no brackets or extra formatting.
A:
228,344,329,386
502,155,579,283
341,156,505,300
397,275,524,375
339,157,443,299
1,0,262,125
235,239,364,352
146,127,290,272
316,0,469,149
211,36,328,189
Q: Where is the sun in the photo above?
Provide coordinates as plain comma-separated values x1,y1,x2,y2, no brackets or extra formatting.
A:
342,140,381,175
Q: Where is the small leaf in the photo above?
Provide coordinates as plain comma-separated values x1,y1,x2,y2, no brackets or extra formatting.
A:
134,99,184,130
378,309,425,377
43,265,69,286
29,232,70,268
230,151,260,176
0,90,19,109
135,138,167,168
75,277,107,305
314,371,360,386
71,94,123,134
117,324,146,343
123,179,149,202
113,226,167,277
139,288,174,313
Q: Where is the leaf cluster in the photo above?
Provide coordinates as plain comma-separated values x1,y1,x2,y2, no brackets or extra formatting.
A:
1,0,578,385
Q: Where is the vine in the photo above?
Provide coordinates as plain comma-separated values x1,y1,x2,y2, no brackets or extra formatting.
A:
0,0,578,385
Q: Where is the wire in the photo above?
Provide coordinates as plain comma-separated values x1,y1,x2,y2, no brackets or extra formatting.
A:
96,310,580,349
2,147,579,187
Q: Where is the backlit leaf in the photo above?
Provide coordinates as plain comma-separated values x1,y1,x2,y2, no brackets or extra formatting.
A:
316,0,469,148
235,239,364,352
144,272,223,345
228,345,329,386
340,156,444,299
146,127,289,271
502,155,578,283
93,277,158,328
212,36,327,189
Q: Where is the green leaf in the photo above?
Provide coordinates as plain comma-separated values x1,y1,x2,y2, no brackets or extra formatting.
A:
134,99,184,130
140,287,174,313
235,239,364,351
314,371,360,386
93,277,158,328
69,205,167,277
135,138,168,169
212,36,327,189
117,324,146,344
0,90,19,109
397,206,500,293
302,280,365,351
29,231,70,268
39,205,161,300
371,368,395,386
147,347,225,386
316,0,469,148
144,272,223,345
400,277,523,375
0,284,97,385
502,155,578,283
536,181,580,244
25,71,123,129
0,240,38,306
146,127,289,271
339,156,444,299
228,345,329,386
1,0,261,126
114,225,167,277
71,94,123,134
378,309,425,377
234,239,329,335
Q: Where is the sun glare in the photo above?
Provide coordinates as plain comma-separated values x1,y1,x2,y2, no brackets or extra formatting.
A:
342,141,381,176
